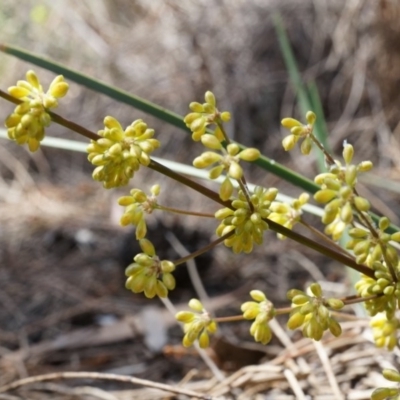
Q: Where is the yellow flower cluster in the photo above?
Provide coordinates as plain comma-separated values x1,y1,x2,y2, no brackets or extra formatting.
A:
125,238,175,298
281,111,316,154
355,269,400,320
370,313,399,351
215,186,278,253
118,185,160,240
241,290,275,345
193,139,260,200
184,91,231,141
5,70,69,151
313,143,373,241
286,283,343,341
371,368,400,400
175,299,217,348
347,217,400,266
87,117,160,188
268,193,309,239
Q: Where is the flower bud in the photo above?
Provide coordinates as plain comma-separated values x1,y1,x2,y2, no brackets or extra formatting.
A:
189,102,204,112
300,137,312,155
281,118,302,129
239,148,260,161
189,299,204,312
201,134,222,150
383,368,400,382
205,91,216,106
282,134,297,151
250,290,266,302
306,111,316,125
342,143,354,164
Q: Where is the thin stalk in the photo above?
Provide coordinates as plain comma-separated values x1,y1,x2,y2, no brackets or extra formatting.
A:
157,205,215,218
309,133,335,166
214,315,245,323
341,294,378,305
0,89,100,141
300,219,355,259
174,232,232,267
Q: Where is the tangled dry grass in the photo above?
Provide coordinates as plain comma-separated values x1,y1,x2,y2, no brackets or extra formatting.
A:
1,0,400,398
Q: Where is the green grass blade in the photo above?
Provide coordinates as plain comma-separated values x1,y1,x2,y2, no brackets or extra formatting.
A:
308,81,330,151
272,13,327,172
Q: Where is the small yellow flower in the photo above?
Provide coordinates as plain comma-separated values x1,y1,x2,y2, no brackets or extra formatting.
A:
269,193,309,239
184,91,231,141
370,313,399,351
241,290,275,345
87,117,160,188
215,186,277,253
125,238,175,298
281,111,316,153
118,185,160,239
175,299,217,348
286,283,343,341
313,143,373,241
193,142,260,200
5,70,69,152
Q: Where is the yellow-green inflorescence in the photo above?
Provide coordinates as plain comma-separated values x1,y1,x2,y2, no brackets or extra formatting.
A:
371,368,400,400
215,186,278,253
118,184,160,240
193,139,260,201
5,70,69,152
125,238,175,298
351,216,400,349
184,91,231,142
268,193,309,239
241,290,276,345
87,117,160,188
175,299,217,348
287,283,344,341
370,313,399,351
313,143,373,241
281,111,316,154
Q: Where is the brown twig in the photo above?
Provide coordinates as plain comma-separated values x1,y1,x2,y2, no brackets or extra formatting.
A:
0,371,213,399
